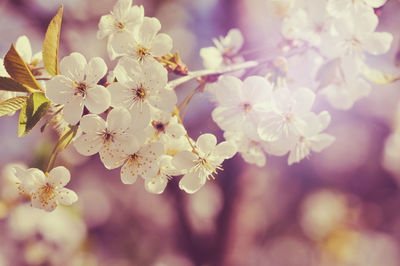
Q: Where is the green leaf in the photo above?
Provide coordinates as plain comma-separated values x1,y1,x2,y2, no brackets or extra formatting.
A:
361,64,400,85
3,44,42,92
18,92,51,137
0,96,28,117
0,77,30,93
46,125,78,172
43,5,63,76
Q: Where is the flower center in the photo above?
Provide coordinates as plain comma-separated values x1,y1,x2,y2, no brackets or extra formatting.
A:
101,129,114,143
114,21,125,31
133,85,147,102
152,121,166,133
75,82,87,96
35,183,56,208
137,45,150,61
242,103,252,113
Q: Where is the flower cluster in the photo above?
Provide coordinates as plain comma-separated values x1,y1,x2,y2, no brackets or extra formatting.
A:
282,0,392,110
0,0,396,212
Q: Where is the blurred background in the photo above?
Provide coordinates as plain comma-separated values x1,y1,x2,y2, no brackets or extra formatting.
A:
1,0,400,265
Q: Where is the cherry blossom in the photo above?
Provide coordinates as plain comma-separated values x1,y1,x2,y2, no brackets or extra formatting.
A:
14,166,78,212
144,155,181,194
109,17,173,62
73,107,138,169
287,111,335,165
172,134,236,193
257,87,317,142
45,52,110,125
112,141,165,185
97,0,144,59
200,29,244,72
108,57,176,128
212,75,273,139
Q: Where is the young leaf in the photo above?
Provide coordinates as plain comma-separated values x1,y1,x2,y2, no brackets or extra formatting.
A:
18,92,51,137
43,5,63,76
361,64,400,85
3,44,42,92
0,77,30,92
46,125,78,172
0,96,28,117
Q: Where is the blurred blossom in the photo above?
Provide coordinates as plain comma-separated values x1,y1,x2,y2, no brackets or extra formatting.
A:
300,189,349,240
186,182,223,234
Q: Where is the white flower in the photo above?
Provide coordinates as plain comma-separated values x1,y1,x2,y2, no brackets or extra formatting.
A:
147,110,186,140
287,111,335,165
211,75,273,140
14,166,78,212
325,8,393,59
46,53,111,125
112,141,165,185
15,35,43,75
321,76,371,110
200,28,244,74
282,1,333,47
109,17,173,62
108,58,176,129
327,0,387,17
257,87,316,142
73,107,138,169
144,155,180,194
224,131,267,167
97,0,144,60
172,134,236,193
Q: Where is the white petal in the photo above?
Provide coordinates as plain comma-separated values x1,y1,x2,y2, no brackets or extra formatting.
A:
73,132,103,156
48,166,70,188
79,114,106,133
215,75,243,105
120,161,138,184
317,111,331,132
63,96,84,125
140,60,168,91
223,28,244,54
31,195,57,212
149,88,177,112
364,0,387,8
145,175,168,194
138,17,161,47
200,47,223,69
106,107,131,132
215,141,237,159
97,14,114,39
172,150,197,170
310,134,336,152
292,87,316,113
99,145,127,169
45,76,74,104
85,57,108,85
360,32,393,55
196,134,217,155
60,52,87,81
56,188,78,206
151,33,173,57
15,35,32,63
114,57,142,85
354,9,378,34
109,31,136,57
84,85,111,114
130,101,151,129
108,82,132,108
179,172,206,194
